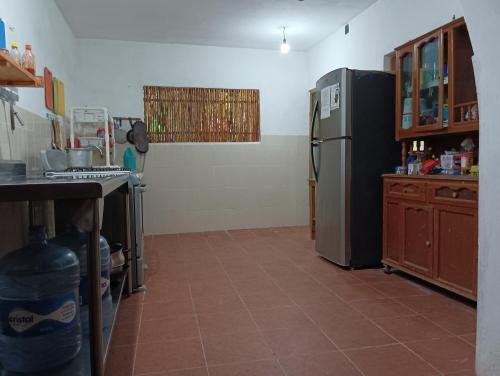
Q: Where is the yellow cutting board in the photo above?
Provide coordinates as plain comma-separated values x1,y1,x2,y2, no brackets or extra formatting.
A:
53,78,58,114
56,79,65,116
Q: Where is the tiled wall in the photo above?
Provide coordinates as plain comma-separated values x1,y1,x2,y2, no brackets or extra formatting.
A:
138,135,310,235
0,103,57,256
0,103,60,171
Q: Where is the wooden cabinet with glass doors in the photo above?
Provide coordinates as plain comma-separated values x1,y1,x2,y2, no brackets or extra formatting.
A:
395,17,478,140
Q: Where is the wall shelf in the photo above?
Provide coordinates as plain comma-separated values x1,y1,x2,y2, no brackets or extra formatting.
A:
0,51,43,88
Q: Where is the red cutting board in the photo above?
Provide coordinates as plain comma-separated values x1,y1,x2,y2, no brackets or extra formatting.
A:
44,67,54,111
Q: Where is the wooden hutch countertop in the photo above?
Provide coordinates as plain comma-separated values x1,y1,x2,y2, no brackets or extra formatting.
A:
382,173,478,182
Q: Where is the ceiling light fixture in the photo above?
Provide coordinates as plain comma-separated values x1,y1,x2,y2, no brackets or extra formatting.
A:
280,27,290,54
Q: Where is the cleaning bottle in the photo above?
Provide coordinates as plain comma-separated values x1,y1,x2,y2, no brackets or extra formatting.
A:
123,147,137,171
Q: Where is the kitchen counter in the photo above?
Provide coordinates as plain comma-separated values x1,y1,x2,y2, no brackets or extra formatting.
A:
0,172,131,376
0,174,129,202
382,173,478,182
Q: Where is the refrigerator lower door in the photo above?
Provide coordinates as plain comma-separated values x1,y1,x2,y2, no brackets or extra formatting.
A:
315,138,351,266
135,257,145,289
132,184,147,289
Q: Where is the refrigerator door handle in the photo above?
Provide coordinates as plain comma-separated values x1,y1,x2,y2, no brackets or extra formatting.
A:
321,136,352,143
310,100,320,182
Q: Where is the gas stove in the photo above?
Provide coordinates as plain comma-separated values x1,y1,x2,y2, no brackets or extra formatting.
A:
45,166,131,179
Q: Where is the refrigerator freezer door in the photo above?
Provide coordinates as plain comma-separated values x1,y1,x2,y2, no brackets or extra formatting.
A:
316,68,351,140
315,138,351,266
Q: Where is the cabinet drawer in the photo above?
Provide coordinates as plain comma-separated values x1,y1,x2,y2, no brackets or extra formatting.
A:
428,182,478,207
385,179,426,202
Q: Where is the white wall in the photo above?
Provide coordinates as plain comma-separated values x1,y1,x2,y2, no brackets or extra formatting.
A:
76,39,309,135
459,1,500,374
74,39,310,234
136,135,309,235
0,0,77,116
307,0,463,86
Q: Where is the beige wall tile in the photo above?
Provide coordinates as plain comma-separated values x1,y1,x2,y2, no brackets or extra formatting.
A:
142,135,309,235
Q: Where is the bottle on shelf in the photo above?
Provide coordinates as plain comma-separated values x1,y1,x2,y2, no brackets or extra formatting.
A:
21,44,36,75
0,18,6,51
443,102,449,126
407,142,417,175
10,41,21,65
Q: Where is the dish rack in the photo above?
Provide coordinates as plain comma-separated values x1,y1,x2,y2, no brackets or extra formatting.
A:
70,107,115,166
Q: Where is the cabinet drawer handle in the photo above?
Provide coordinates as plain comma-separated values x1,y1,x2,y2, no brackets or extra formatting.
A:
425,241,431,247
452,192,458,198
403,188,413,194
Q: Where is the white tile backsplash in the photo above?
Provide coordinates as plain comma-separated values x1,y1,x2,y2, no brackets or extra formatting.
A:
141,135,309,235
0,103,61,257
0,103,66,172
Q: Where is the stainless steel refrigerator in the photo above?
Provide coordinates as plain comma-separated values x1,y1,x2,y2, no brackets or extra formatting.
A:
310,68,399,268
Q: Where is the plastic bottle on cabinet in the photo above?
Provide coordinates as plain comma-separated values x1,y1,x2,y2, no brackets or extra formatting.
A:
52,229,113,334
0,226,81,373
21,44,36,75
10,41,21,65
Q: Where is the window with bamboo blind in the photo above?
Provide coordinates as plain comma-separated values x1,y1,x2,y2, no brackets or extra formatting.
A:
144,86,260,143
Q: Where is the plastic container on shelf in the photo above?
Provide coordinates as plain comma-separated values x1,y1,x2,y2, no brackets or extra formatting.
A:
0,18,6,50
52,229,113,334
10,42,21,65
0,226,81,373
21,44,36,75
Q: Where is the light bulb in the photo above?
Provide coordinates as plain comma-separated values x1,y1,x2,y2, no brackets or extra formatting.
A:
280,27,290,54
281,40,290,54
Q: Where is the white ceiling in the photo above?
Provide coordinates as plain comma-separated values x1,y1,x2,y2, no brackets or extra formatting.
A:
55,0,376,51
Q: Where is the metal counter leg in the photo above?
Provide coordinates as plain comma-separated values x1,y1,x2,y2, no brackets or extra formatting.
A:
89,199,104,375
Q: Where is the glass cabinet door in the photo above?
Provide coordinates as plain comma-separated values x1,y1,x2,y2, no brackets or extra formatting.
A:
396,46,415,138
416,32,442,130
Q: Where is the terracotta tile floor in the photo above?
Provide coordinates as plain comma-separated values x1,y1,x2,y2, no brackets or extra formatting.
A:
106,226,477,376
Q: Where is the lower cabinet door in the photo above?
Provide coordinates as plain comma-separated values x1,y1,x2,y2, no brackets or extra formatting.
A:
401,203,434,276
383,200,402,263
434,206,478,295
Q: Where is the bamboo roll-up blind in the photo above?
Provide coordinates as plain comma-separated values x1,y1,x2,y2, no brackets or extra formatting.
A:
144,86,260,143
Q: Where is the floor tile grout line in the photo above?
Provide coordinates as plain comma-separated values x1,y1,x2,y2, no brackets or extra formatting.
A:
454,334,477,349
251,246,368,376
271,243,448,376
204,356,283,370
135,365,208,376
390,297,478,343
130,296,145,376
186,238,212,376
207,235,288,375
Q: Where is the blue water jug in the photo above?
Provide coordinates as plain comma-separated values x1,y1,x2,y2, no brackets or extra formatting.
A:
0,226,81,373
52,229,112,334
